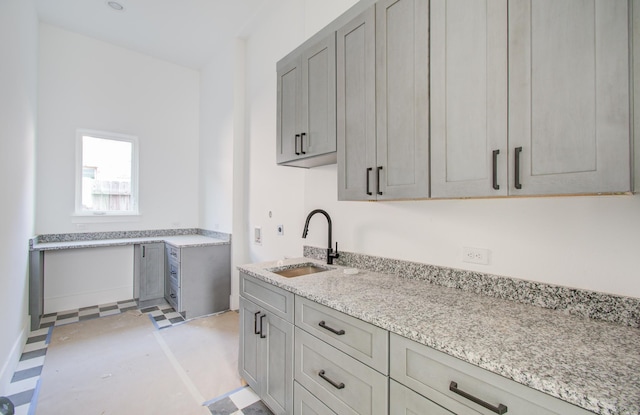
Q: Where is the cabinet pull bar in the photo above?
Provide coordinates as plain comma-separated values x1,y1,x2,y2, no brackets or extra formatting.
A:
142,245,145,257
366,168,373,196
254,311,261,335
259,314,266,338
318,370,345,390
492,150,500,190
300,132,306,154
318,320,345,335
449,381,507,414
514,147,522,189
295,134,301,155
376,166,383,195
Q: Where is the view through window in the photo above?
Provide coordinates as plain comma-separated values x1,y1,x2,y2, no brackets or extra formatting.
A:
77,130,138,215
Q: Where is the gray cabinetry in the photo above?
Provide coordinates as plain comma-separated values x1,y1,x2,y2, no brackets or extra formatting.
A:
165,243,230,319
390,380,453,415
277,32,337,168
239,273,294,415
136,242,165,303
508,0,631,195
431,0,631,198
294,381,336,415
338,0,429,201
390,333,594,415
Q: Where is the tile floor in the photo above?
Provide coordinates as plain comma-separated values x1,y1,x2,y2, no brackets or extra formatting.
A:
4,299,186,415
206,386,273,415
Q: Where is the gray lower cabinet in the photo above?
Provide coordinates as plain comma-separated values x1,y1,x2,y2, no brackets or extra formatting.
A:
164,243,230,319
239,273,294,415
136,243,165,302
294,381,336,415
390,333,594,415
431,0,631,198
277,32,337,168
390,380,453,415
337,0,429,201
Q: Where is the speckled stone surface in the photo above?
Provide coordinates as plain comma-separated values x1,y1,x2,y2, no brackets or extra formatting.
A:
238,257,640,415
30,229,230,251
304,246,640,329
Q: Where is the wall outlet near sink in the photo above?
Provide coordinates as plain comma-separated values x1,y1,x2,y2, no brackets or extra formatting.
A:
462,247,490,265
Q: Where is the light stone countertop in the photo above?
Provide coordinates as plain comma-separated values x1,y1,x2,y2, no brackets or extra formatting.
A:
238,257,640,415
32,234,229,251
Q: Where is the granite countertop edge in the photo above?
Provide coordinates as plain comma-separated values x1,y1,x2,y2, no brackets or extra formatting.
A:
238,258,640,415
31,235,230,250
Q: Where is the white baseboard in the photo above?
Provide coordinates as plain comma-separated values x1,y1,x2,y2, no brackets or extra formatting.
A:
0,320,29,395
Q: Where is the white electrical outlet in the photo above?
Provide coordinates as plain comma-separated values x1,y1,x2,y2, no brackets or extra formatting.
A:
462,247,490,265
254,227,262,245
277,225,284,236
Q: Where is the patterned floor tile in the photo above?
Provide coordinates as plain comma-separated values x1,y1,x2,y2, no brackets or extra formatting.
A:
207,386,273,415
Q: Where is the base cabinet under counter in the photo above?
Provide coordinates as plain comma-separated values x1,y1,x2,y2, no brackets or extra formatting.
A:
390,333,595,415
164,243,230,319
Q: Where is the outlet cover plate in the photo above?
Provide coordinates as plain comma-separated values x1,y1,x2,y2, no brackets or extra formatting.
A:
462,247,490,265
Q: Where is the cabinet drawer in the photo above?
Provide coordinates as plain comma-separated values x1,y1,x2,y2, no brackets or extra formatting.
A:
166,245,180,262
295,327,387,415
166,282,180,312
390,334,593,415
167,258,180,287
295,296,388,374
390,379,453,415
240,273,294,323
294,381,336,415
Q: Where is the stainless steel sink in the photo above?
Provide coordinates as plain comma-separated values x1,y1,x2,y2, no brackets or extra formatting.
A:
272,264,329,278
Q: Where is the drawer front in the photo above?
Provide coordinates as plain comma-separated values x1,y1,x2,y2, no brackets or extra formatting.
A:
166,244,181,262
390,380,453,415
390,334,592,415
167,258,180,287
295,327,387,415
295,296,389,374
240,273,294,323
294,381,336,415
166,282,180,312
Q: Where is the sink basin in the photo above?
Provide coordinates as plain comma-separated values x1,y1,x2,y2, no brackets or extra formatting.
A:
272,264,329,278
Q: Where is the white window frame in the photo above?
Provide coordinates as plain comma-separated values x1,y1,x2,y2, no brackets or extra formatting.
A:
74,129,139,217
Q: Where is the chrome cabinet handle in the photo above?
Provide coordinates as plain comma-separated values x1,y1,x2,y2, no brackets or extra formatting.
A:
318,320,345,335
514,147,522,189
449,381,507,414
492,150,500,190
318,370,345,390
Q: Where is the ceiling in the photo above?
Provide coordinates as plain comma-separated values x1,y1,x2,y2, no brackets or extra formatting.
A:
35,0,268,69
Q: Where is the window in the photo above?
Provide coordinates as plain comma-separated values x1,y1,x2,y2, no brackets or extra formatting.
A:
75,129,139,216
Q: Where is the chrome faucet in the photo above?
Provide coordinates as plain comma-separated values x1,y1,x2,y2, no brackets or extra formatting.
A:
302,209,339,265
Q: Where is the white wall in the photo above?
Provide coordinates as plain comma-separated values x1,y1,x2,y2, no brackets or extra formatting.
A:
37,23,201,235
0,0,37,394
239,0,640,300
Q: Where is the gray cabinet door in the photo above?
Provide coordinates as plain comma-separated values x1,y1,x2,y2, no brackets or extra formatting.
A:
300,33,337,159
262,311,294,415
430,0,508,198
139,243,164,301
337,6,376,201
390,380,454,415
376,0,430,200
239,297,261,392
276,54,301,164
508,0,631,195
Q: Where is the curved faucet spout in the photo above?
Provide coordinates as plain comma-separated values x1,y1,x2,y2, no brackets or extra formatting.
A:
302,209,339,265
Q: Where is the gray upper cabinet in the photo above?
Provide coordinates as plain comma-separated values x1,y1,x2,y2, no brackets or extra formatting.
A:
432,0,631,198
430,0,508,198
337,6,376,201
277,33,337,168
338,0,429,201
508,0,631,195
